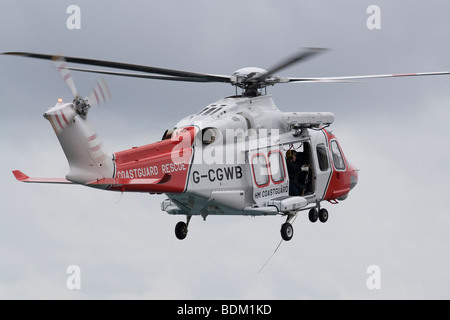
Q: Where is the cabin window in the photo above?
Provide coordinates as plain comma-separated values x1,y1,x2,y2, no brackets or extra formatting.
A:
197,107,209,115
210,107,222,115
161,129,173,140
331,140,345,170
316,144,329,171
203,107,217,115
251,154,269,186
268,151,285,183
202,128,216,144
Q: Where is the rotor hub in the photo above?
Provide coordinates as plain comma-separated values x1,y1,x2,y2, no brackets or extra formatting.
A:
232,67,268,79
231,67,271,96
73,95,90,117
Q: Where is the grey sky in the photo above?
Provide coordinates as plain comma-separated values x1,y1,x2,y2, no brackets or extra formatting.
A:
1,0,450,299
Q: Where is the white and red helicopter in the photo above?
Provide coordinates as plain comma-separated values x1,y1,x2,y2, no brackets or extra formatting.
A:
5,48,450,241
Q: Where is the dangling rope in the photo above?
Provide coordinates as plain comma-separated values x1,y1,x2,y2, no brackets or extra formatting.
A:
115,191,124,204
257,211,300,274
257,239,283,274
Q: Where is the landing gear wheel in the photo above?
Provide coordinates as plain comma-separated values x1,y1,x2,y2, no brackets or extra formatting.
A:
309,208,319,223
175,221,188,240
319,208,329,223
280,223,294,241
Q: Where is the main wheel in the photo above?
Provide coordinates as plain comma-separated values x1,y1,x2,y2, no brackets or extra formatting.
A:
319,208,329,223
175,221,188,240
280,223,294,241
309,208,319,223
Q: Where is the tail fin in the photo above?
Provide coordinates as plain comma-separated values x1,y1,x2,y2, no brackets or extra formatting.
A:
44,102,114,187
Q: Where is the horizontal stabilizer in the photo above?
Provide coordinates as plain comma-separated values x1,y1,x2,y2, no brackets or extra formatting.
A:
88,173,172,187
13,170,172,191
12,170,74,184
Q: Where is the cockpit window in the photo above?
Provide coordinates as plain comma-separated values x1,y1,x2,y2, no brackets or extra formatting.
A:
331,140,345,170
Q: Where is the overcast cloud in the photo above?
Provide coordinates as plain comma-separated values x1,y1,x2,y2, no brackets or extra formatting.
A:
1,0,450,299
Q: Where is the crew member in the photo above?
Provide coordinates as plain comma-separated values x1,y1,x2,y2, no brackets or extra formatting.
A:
286,150,305,196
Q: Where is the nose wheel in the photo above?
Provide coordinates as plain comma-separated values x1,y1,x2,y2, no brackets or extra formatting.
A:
318,208,328,223
309,208,329,223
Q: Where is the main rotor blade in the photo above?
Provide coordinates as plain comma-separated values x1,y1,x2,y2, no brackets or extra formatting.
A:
288,71,450,83
255,47,328,81
65,66,219,83
2,52,232,83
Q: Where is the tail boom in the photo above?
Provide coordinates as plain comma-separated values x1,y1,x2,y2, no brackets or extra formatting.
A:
15,101,196,194
110,126,196,193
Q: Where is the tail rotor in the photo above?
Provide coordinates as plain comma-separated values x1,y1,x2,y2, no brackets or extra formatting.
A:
86,77,112,108
43,55,115,184
52,55,111,117
52,55,79,97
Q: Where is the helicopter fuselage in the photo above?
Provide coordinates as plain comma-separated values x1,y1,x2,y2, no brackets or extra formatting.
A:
108,95,358,218
13,93,357,241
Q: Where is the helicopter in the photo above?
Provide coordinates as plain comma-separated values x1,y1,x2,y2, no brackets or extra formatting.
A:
4,48,450,241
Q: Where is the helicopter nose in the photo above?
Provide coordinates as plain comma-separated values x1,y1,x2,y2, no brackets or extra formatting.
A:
350,173,358,190
348,163,358,190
